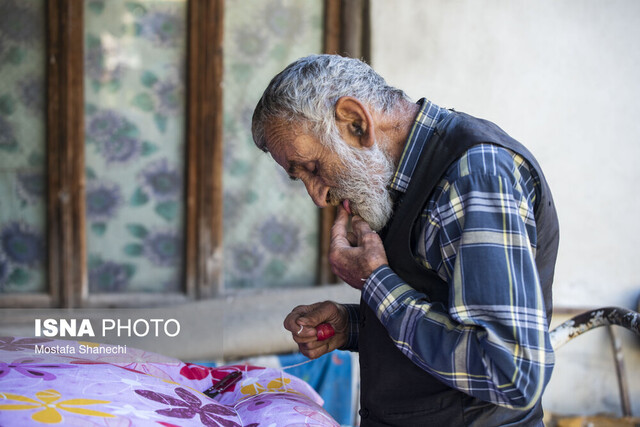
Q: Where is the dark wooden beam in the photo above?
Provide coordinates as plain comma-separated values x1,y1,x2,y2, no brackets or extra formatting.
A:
341,0,363,58
323,0,370,60
324,0,342,55
47,0,85,308
186,0,225,298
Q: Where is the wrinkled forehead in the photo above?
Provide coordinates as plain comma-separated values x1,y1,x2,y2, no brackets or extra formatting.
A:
263,120,325,169
263,119,308,153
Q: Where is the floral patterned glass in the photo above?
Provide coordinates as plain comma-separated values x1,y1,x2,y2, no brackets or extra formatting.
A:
223,0,324,289
84,0,187,293
0,0,47,294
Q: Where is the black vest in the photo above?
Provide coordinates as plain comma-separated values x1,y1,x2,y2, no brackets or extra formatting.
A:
358,111,559,426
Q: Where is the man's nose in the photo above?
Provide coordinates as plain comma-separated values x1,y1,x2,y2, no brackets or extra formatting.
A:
304,179,330,208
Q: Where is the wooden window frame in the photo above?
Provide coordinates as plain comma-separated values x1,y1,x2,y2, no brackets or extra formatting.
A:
0,0,85,309
0,0,368,309
185,0,225,300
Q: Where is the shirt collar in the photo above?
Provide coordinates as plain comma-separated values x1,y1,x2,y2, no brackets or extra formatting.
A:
389,98,449,193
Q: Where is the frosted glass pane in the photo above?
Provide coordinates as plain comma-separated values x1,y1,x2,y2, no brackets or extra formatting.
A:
223,0,324,289
84,0,187,293
0,0,47,294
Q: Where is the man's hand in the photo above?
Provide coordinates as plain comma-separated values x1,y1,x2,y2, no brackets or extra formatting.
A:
283,301,349,359
329,205,388,289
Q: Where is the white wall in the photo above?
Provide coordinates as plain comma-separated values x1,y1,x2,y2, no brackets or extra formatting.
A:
370,0,640,418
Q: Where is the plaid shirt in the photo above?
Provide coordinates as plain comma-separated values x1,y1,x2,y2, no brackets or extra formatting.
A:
343,99,554,409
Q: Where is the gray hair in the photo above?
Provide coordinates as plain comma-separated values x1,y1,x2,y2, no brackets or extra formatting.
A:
251,54,410,152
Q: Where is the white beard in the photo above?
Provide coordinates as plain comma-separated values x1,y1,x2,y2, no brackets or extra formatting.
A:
326,133,395,231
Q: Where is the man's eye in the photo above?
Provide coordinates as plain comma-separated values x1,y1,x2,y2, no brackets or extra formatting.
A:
288,175,300,182
312,165,319,176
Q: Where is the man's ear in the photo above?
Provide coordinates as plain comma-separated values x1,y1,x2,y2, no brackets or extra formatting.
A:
335,97,375,148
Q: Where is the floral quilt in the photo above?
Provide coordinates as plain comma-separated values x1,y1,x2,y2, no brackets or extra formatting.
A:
0,337,340,426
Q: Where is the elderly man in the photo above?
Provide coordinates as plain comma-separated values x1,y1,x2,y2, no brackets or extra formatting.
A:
251,54,559,426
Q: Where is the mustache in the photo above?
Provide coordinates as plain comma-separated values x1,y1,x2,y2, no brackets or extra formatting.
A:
322,131,395,230
326,189,343,208
326,174,391,222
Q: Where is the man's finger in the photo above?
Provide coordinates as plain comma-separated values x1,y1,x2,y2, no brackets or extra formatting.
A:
299,341,332,359
346,231,357,246
351,215,373,236
330,205,351,243
283,304,320,331
283,308,305,333
298,302,337,327
351,216,380,246
284,313,320,344
292,328,320,344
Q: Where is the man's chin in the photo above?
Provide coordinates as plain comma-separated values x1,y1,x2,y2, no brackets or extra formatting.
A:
347,198,393,232
356,209,391,232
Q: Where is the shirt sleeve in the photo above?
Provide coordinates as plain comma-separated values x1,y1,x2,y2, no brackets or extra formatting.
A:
339,303,360,351
362,169,555,410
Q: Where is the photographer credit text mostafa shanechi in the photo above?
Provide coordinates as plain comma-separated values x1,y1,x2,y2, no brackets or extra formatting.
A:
34,342,128,355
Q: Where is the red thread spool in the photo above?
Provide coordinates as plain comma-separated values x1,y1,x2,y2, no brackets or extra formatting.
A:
316,323,335,341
